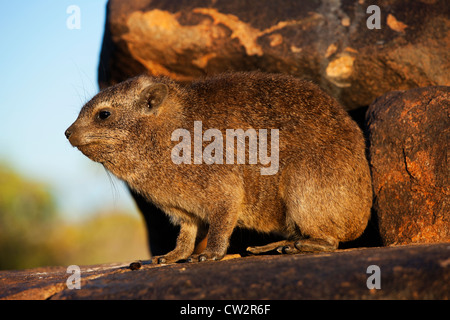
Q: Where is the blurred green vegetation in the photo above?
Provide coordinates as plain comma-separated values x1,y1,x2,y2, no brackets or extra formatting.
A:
0,162,150,270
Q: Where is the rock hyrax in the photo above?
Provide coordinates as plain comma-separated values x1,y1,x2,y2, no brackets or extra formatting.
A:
65,72,372,263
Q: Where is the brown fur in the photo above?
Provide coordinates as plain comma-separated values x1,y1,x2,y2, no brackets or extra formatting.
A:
65,72,372,263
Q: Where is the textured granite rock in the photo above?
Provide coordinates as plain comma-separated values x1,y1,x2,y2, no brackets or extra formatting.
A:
1,244,448,300
98,0,450,109
366,86,449,245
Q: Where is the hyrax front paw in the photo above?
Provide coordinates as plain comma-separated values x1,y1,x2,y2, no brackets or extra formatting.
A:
151,255,169,264
187,251,226,263
128,256,173,269
149,254,183,264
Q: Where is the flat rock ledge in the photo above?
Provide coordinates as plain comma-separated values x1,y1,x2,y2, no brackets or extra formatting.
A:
1,243,448,300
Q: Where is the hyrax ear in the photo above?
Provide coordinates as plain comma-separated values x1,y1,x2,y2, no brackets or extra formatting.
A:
138,83,168,114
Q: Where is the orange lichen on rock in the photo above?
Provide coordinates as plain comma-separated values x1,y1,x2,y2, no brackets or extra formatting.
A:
367,86,449,245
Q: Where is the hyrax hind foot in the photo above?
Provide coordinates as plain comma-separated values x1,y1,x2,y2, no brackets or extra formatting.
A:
247,238,338,255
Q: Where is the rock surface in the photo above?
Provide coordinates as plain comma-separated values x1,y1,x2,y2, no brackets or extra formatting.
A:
98,0,450,110
1,243,448,300
366,86,450,246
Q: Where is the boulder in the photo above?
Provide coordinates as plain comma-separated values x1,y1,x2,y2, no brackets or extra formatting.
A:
1,244,449,300
366,86,449,245
98,0,449,110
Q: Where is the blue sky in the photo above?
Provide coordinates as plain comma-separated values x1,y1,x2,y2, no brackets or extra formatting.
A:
0,1,137,219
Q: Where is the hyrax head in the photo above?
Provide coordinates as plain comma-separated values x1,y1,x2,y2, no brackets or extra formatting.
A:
65,75,169,166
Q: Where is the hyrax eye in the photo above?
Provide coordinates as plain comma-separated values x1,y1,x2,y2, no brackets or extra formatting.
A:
98,110,111,120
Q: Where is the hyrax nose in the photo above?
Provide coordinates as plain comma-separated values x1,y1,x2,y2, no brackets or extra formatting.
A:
65,128,72,140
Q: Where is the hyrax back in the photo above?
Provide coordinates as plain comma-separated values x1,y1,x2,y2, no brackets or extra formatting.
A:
66,71,372,263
